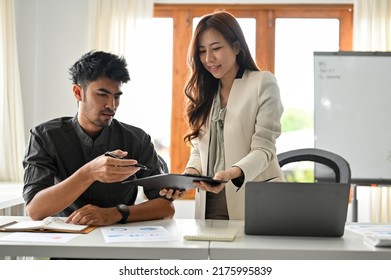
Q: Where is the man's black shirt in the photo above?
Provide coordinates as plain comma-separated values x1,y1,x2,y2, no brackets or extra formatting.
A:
23,116,164,217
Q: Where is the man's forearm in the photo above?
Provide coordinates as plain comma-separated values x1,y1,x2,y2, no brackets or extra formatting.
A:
26,167,95,220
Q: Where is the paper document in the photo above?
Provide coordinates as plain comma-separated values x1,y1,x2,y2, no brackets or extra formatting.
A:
346,224,391,235
0,232,80,243
101,225,177,243
346,224,391,247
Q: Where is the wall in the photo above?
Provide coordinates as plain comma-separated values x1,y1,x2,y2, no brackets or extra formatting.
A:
15,0,90,139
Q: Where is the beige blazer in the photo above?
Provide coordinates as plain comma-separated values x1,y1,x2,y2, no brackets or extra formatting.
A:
186,70,286,220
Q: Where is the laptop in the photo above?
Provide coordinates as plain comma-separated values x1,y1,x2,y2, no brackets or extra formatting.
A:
245,181,350,237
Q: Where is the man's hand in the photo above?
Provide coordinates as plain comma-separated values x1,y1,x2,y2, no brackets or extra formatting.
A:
65,204,120,226
85,150,142,183
159,188,186,200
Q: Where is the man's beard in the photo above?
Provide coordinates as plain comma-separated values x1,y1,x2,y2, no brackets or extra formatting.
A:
93,115,113,128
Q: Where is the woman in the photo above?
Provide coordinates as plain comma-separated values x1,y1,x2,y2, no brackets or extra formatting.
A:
181,11,286,220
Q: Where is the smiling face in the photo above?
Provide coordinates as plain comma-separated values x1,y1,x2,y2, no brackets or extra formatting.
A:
198,28,240,84
73,76,123,137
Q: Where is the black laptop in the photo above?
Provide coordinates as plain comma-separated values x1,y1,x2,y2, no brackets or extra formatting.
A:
244,181,350,237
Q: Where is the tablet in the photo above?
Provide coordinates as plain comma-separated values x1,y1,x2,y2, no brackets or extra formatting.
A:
125,173,227,190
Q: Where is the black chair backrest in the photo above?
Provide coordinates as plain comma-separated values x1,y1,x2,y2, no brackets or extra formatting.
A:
277,148,351,184
158,154,169,173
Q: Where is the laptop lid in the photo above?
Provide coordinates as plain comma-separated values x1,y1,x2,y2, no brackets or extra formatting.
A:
244,181,350,237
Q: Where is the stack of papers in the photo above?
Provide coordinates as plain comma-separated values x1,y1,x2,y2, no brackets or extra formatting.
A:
363,235,391,247
346,224,391,247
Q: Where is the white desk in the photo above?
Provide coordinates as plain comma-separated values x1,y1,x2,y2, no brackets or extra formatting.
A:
209,220,391,259
0,216,210,259
2,217,391,260
0,182,24,215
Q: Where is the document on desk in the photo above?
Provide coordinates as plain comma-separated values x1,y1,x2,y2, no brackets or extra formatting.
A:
346,224,391,247
346,224,391,235
101,226,178,243
0,232,80,243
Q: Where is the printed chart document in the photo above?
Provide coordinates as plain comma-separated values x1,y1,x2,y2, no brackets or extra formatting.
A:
346,224,391,247
101,225,178,243
0,217,95,234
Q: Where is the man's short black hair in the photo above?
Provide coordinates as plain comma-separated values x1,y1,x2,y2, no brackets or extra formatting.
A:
69,50,130,88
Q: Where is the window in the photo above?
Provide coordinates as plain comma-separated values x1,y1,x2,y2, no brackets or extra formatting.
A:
115,18,173,167
275,18,340,152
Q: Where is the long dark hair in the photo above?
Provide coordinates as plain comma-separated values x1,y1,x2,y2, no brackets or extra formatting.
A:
183,11,259,144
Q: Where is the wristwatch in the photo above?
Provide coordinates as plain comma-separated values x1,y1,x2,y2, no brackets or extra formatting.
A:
115,204,130,224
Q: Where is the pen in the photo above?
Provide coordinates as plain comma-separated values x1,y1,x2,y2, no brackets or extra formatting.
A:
131,163,149,170
104,151,123,159
104,152,149,170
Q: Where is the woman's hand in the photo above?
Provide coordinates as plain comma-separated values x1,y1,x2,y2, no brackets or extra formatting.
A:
193,167,243,194
194,180,225,194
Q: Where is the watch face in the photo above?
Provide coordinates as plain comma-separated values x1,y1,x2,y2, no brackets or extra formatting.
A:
118,204,127,212
117,204,129,223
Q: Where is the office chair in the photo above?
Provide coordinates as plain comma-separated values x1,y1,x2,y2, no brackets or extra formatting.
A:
277,148,356,221
158,154,169,173
277,148,351,184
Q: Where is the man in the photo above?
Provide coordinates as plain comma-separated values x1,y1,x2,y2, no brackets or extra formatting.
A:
23,50,181,226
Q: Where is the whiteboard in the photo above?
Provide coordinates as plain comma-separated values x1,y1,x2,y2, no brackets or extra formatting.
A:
314,52,391,183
